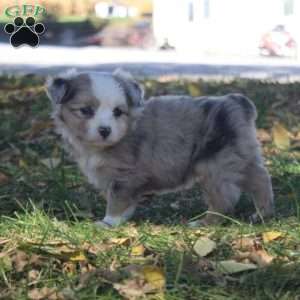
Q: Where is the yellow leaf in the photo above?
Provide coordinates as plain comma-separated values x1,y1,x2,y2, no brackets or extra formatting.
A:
272,122,291,150
68,251,86,262
142,266,166,289
131,244,145,256
110,237,131,246
262,231,283,243
193,237,216,257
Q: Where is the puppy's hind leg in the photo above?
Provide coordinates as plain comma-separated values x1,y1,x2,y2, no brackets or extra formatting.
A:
96,185,137,227
242,162,274,222
190,181,241,226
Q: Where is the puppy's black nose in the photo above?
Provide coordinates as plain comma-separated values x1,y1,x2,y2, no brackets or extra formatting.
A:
98,126,111,139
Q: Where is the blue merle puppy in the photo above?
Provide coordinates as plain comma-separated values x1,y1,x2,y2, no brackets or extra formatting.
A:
46,70,274,227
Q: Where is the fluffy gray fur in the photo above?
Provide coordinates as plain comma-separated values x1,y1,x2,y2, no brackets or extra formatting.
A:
46,70,274,227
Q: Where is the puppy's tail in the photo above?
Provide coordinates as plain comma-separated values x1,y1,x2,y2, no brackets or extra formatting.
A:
227,93,257,121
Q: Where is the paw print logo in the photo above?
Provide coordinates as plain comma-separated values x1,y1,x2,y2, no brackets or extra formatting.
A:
4,17,45,48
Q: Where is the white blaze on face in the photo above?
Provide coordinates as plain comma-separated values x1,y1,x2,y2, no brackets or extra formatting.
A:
87,73,128,145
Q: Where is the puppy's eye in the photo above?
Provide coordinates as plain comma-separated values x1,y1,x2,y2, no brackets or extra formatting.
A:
113,107,123,118
80,106,94,118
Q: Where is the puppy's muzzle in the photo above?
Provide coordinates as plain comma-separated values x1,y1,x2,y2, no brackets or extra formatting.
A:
98,126,111,139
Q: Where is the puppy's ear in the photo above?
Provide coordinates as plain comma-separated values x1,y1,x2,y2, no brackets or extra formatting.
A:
113,69,144,107
46,76,76,104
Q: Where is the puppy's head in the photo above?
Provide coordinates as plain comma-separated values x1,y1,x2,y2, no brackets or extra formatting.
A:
46,70,144,148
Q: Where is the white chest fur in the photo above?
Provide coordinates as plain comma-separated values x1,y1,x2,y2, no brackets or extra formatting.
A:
77,153,109,190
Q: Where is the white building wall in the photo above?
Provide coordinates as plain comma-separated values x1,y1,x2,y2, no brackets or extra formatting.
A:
153,0,299,55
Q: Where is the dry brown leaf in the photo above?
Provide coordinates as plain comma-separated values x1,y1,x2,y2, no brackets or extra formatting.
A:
232,237,261,252
28,254,43,266
131,244,146,257
272,122,291,150
0,238,10,246
22,238,70,247
234,248,274,267
234,250,252,261
257,129,272,143
62,262,77,275
28,269,40,282
13,250,29,272
83,242,113,255
28,287,63,300
262,231,283,243
249,249,274,267
0,172,9,185
114,278,154,300
113,265,165,299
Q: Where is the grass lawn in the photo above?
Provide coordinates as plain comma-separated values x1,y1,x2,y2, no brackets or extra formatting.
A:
0,75,300,299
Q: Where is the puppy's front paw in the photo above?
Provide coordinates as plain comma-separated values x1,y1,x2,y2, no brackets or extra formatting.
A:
95,215,124,228
94,220,112,228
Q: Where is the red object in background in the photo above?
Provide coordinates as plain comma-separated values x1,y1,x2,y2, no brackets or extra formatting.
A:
259,25,297,58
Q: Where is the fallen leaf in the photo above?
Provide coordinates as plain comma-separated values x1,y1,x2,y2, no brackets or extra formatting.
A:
257,129,272,143
142,266,166,289
232,237,256,251
83,242,113,255
272,122,291,150
0,238,10,245
28,287,64,300
13,250,28,272
114,278,154,300
214,260,257,274
28,269,40,282
69,251,86,262
262,231,283,243
193,237,216,257
110,237,131,246
0,172,9,185
62,262,76,275
249,249,274,267
131,244,145,256
40,158,61,169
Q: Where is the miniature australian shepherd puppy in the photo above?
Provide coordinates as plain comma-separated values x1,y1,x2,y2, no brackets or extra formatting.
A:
46,70,274,227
